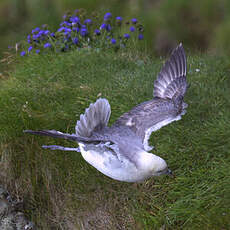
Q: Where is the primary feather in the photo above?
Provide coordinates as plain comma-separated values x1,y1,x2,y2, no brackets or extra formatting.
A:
153,43,187,99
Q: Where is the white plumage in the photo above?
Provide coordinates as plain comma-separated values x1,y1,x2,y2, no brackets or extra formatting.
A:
25,43,188,182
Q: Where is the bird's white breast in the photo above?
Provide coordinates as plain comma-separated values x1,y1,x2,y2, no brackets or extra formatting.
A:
79,143,155,182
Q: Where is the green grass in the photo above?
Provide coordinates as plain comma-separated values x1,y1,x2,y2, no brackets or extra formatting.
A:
0,49,230,229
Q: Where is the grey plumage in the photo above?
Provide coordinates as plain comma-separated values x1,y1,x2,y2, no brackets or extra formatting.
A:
75,98,111,137
153,43,187,100
114,43,188,150
24,43,188,182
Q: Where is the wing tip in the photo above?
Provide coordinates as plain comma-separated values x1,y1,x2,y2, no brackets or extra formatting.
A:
75,98,111,137
153,42,187,99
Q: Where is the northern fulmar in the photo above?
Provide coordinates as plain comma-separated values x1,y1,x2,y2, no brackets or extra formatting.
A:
24,43,188,182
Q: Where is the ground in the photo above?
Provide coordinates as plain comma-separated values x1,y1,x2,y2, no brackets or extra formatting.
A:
0,49,229,229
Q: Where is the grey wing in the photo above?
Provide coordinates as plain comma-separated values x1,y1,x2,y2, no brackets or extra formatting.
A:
25,99,113,152
153,43,187,100
76,98,111,137
114,99,179,151
113,44,188,151
100,140,144,169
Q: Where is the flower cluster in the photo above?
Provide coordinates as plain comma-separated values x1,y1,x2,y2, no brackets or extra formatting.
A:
20,10,144,56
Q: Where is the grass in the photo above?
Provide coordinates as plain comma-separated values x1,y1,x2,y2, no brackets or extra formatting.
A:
0,48,229,229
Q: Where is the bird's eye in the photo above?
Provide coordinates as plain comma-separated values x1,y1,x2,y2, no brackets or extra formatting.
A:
157,168,167,174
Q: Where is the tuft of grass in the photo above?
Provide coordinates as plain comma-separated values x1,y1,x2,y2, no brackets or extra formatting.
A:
0,49,230,229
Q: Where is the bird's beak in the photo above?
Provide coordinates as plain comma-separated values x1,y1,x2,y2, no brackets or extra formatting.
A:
166,168,174,177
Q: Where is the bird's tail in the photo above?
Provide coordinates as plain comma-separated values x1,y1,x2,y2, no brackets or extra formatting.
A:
24,130,106,143
75,98,111,137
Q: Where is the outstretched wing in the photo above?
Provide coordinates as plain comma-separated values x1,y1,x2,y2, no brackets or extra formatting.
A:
153,43,187,99
114,99,179,151
114,44,188,151
76,98,111,137
25,99,113,150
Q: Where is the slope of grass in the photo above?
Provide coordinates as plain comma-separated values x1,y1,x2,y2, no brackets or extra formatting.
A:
0,49,229,229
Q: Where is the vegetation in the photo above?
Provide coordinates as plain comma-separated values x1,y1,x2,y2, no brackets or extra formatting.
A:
0,47,229,229
1,0,230,59
19,11,144,56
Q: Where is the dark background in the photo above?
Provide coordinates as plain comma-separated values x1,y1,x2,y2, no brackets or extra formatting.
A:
1,0,230,59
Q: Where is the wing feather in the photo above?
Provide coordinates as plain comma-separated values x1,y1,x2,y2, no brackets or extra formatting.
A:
115,44,188,150
75,98,111,137
153,43,187,99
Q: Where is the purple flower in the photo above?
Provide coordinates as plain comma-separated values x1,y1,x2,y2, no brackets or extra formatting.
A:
106,24,111,31
64,31,70,37
70,16,80,23
124,33,130,39
27,35,31,43
50,32,55,37
20,51,26,56
36,49,40,54
32,34,37,39
138,34,144,40
38,30,44,36
28,46,33,52
100,23,107,30
130,26,135,32
73,37,78,44
111,38,116,44
64,28,72,37
131,18,138,24
116,16,123,21
131,18,137,24
100,23,111,31
104,12,112,21
94,29,101,35
60,21,66,26
84,19,92,24
60,21,72,27
44,30,50,36
80,28,88,37
72,27,80,32
44,43,52,48
32,27,40,34
64,28,72,33
57,27,65,32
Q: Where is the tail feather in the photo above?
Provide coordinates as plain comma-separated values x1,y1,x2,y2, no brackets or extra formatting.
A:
24,130,107,143
75,98,111,137
153,43,187,100
24,130,86,142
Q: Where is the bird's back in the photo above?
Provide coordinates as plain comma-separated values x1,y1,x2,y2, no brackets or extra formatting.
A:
113,97,178,140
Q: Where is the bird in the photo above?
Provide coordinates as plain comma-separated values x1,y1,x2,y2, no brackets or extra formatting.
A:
24,43,188,182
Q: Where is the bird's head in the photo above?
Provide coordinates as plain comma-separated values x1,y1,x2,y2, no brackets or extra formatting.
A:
150,155,172,177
